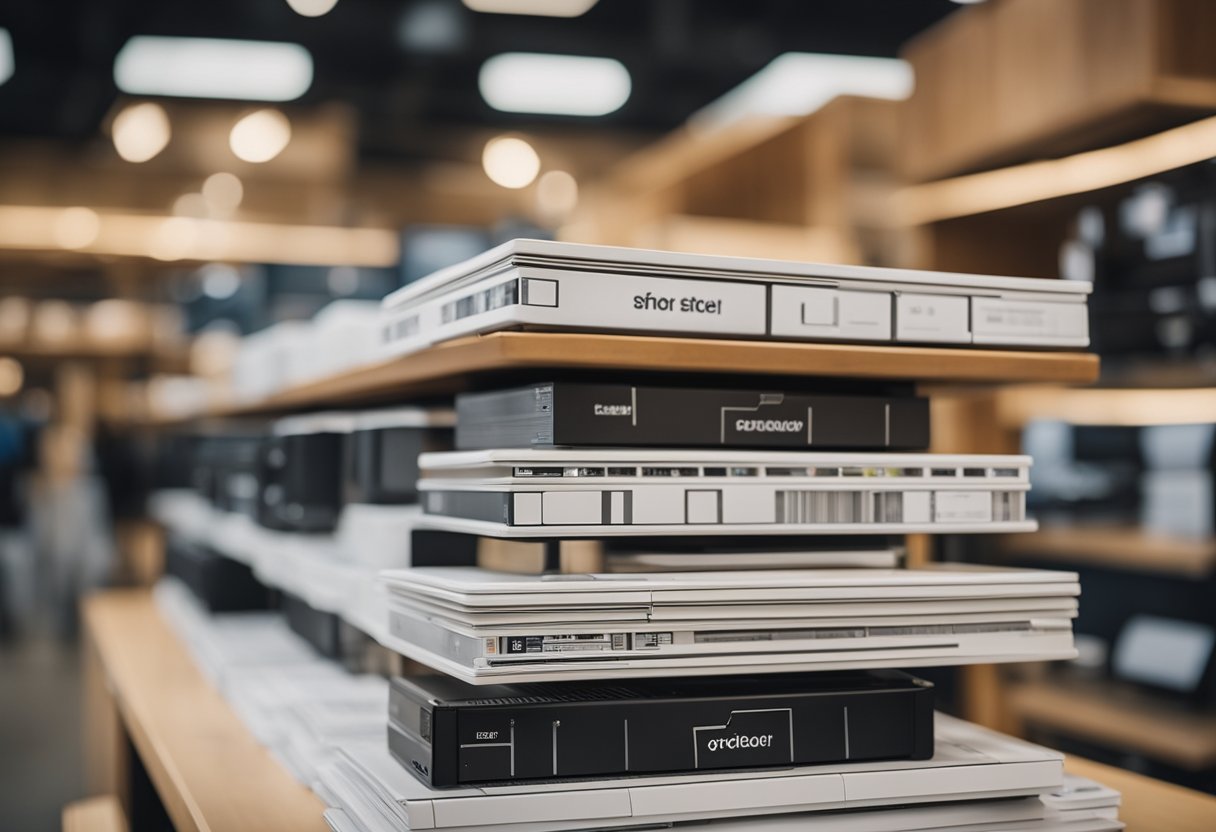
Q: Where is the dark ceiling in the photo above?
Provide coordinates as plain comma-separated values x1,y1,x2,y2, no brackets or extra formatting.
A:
0,0,958,160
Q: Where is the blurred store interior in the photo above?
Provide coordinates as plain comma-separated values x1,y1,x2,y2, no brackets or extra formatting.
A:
2,0,1216,829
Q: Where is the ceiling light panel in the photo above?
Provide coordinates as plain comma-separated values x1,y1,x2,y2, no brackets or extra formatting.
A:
462,0,598,17
479,52,630,116
0,29,13,87
691,52,913,132
113,36,313,101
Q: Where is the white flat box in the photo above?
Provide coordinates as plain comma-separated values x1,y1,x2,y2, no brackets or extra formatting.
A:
378,240,1091,356
380,565,1078,684
418,449,1036,537
320,714,1067,832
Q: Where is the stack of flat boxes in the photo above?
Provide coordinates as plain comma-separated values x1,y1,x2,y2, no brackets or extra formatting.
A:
360,241,1119,832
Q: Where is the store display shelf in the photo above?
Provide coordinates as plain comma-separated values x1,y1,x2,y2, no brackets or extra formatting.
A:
1009,676,1216,772
154,332,1099,424
995,385,1216,428
998,525,1216,579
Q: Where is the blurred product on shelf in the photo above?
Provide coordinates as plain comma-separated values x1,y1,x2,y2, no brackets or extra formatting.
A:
1060,161,1216,366
1023,422,1143,526
1111,614,1216,706
1140,424,1216,539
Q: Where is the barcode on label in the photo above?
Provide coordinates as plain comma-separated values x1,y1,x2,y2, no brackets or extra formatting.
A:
992,491,1024,522
774,491,905,524
773,490,1025,524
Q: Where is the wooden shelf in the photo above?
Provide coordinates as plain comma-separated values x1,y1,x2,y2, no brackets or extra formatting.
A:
995,385,1216,428
893,114,1216,226
1009,677,1216,771
83,591,328,832
158,332,1099,423
1063,755,1216,832
62,796,128,832
999,525,1216,578
1,341,192,373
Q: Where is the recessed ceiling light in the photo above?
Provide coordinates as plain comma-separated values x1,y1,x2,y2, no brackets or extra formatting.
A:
0,29,13,87
229,109,292,163
462,0,597,17
479,52,630,116
113,36,313,101
482,136,540,189
286,0,340,17
111,102,171,163
690,52,913,132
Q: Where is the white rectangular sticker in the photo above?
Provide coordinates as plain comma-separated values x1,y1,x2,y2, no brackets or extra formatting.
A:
895,294,970,343
542,491,603,525
934,491,993,524
769,286,891,341
545,272,768,336
971,298,1089,344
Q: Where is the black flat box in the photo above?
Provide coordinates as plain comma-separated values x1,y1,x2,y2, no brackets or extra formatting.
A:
388,670,933,787
258,431,345,533
456,383,929,450
281,592,343,659
164,534,271,612
345,423,452,505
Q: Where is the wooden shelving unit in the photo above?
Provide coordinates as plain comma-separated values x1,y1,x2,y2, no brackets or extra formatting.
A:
999,525,1216,578
83,591,328,832
567,95,904,266
152,332,1099,423
1008,676,1216,772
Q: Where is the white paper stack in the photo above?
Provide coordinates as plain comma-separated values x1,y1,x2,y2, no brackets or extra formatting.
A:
154,579,388,787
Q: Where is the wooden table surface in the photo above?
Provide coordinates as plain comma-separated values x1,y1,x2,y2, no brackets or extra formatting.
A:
1064,756,1216,832
83,591,328,832
83,590,1216,832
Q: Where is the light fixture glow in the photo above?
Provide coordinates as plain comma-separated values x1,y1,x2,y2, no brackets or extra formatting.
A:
111,102,171,163
54,208,100,250
150,217,199,261
482,136,540,189
536,169,578,218
0,29,13,87
479,53,630,116
0,204,400,267
462,0,598,16
172,192,207,218
229,109,292,163
202,172,244,216
0,357,23,397
286,0,340,17
690,52,913,132
201,263,242,299
113,36,313,101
